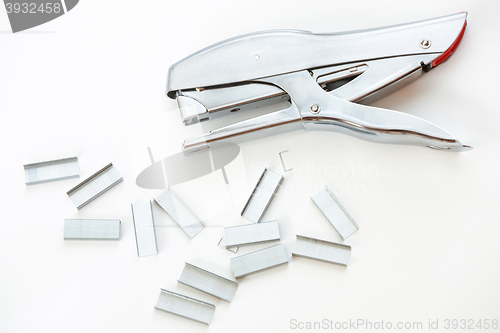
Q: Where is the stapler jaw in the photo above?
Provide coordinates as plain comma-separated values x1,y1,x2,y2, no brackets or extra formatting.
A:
166,12,471,153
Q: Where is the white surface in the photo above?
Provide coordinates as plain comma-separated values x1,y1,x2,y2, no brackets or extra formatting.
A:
1,0,500,332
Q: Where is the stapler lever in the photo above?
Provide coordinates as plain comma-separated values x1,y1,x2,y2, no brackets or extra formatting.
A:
166,13,472,153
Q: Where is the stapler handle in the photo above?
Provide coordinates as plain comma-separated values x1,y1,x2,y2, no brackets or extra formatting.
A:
257,71,471,152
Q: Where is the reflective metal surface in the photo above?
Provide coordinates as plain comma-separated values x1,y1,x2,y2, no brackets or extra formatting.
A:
182,104,302,153
178,263,238,302
230,244,288,278
66,163,123,209
24,157,80,185
292,235,351,266
172,13,471,152
224,221,280,247
154,289,215,325
176,55,431,126
311,185,359,240
64,219,121,240
177,84,288,125
279,150,292,173
131,201,158,257
241,168,284,223
167,13,467,95
261,70,471,151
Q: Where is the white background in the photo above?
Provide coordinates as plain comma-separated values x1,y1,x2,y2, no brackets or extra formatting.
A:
1,0,500,332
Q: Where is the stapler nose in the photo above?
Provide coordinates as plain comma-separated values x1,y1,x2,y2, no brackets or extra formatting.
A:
176,95,207,126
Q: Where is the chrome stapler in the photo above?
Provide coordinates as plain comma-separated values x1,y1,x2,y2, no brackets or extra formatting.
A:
167,13,471,153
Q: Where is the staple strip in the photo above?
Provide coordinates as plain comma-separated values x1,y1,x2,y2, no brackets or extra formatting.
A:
310,185,359,240
230,243,288,278
66,163,123,209
292,235,351,266
178,263,238,302
131,201,158,257
64,219,121,240
224,220,280,247
154,187,205,239
24,157,80,185
240,168,267,215
66,163,113,195
154,289,215,325
241,168,283,222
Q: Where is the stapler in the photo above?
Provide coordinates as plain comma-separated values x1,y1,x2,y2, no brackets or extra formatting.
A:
166,13,471,153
